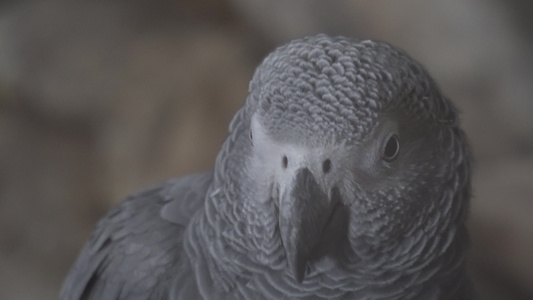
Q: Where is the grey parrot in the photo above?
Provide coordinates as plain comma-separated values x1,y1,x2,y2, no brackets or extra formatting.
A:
59,34,478,299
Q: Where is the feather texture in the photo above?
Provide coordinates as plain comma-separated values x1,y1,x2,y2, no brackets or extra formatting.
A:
59,173,212,300
59,35,480,299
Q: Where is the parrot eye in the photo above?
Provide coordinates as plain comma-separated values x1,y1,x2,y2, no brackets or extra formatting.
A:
382,134,400,162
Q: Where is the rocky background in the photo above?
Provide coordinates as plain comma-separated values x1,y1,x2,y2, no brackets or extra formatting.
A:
1,1,532,299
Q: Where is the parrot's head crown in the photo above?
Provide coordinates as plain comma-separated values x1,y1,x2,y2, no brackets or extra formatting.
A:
246,34,458,146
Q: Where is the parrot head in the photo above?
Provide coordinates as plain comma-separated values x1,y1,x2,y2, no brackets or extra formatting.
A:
242,35,471,283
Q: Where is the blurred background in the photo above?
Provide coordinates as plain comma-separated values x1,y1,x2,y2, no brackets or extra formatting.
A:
0,0,532,299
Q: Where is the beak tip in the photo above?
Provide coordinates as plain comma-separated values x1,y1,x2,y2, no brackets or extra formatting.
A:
295,272,305,284
290,257,306,283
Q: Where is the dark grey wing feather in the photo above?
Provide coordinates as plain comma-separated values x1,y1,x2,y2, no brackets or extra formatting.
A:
160,172,212,226
58,172,213,300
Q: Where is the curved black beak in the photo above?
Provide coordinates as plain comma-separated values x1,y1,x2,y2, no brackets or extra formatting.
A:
279,167,345,283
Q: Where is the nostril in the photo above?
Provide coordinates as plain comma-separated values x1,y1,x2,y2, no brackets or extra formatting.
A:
322,159,331,173
282,156,288,169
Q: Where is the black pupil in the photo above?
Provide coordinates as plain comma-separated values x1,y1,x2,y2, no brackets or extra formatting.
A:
322,159,331,173
384,135,399,160
282,156,288,168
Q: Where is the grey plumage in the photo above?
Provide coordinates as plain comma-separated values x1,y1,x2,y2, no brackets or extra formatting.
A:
59,34,478,299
